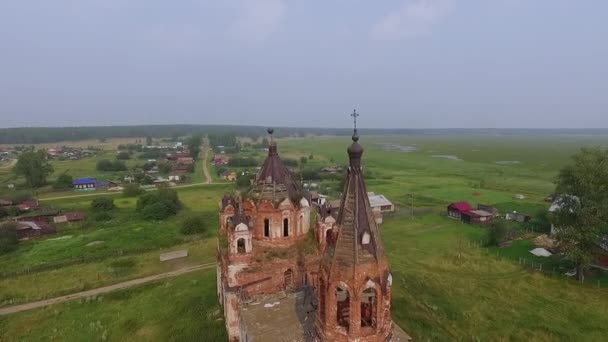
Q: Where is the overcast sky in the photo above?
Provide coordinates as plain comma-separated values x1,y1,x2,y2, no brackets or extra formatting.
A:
1,0,607,129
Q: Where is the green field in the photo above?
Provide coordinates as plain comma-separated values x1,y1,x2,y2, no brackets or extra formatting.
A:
2,134,608,341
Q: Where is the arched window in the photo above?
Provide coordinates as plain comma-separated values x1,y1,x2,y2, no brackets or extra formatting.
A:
319,279,326,321
264,218,270,237
336,287,350,329
283,218,289,237
237,238,246,254
284,269,293,289
299,215,304,233
361,288,376,329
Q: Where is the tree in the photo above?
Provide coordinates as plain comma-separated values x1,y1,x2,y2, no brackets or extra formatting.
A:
186,134,203,160
180,214,208,235
14,150,53,188
53,174,73,189
90,197,115,212
551,148,608,281
116,151,131,160
96,159,113,171
0,222,19,254
158,161,173,174
309,154,314,160
236,173,253,189
136,186,181,220
487,219,514,247
146,136,152,146
300,156,308,164
123,183,144,197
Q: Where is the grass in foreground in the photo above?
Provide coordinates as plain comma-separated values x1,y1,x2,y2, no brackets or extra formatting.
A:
0,271,226,341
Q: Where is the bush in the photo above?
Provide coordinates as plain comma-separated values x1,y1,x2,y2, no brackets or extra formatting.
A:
90,197,115,212
93,211,113,222
123,183,144,197
236,174,253,189
227,157,259,167
180,214,208,235
53,174,73,189
0,222,19,255
141,202,173,220
136,186,181,220
487,219,515,246
283,158,299,167
300,156,308,164
116,151,131,160
97,160,127,172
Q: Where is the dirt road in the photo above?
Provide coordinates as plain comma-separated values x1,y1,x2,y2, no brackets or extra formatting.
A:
0,263,215,316
202,146,212,185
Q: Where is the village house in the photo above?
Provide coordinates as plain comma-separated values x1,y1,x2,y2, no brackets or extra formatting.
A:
216,129,410,341
213,154,229,166
460,209,493,224
16,221,56,239
221,170,237,182
53,212,86,224
447,201,473,220
73,178,97,191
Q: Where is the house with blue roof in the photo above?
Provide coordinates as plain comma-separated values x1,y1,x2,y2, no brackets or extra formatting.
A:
73,178,97,191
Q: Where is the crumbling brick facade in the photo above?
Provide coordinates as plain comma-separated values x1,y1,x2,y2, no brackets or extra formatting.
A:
217,129,401,341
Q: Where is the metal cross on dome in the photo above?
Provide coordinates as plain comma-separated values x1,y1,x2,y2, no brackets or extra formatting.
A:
350,109,359,134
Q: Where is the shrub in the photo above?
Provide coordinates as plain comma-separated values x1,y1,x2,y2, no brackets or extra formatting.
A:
487,219,515,246
0,222,19,255
53,174,73,189
136,186,181,220
300,156,308,164
97,160,127,172
141,202,173,220
93,211,113,222
236,174,253,189
96,159,113,171
180,214,208,235
116,151,131,160
227,157,259,167
123,183,144,197
283,158,299,167
91,197,115,212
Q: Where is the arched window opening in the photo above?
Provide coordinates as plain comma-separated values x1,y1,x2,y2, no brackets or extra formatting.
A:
264,219,270,237
299,215,304,233
284,269,293,289
283,218,289,237
361,288,376,329
336,287,350,329
237,238,246,254
319,279,326,321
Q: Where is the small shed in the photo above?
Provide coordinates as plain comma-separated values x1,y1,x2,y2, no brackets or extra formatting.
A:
505,211,531,223
447,201,473,220
477,204,499,217
53,212,86,224
461,209,493,224
368,194,394,212
17,221,56,239
73,178,97,191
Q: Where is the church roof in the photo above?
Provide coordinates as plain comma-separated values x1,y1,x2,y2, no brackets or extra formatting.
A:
248,129,303,203
323,132,385,277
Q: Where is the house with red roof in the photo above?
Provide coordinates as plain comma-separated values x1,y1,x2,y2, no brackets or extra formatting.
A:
447,201,473,220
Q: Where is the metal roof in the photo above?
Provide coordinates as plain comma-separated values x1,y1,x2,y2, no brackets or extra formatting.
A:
368,194,392,208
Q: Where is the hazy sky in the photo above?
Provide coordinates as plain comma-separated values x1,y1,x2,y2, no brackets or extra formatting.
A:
1,0,607,129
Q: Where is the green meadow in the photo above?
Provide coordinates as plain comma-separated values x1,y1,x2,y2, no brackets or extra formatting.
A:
2,134,608,341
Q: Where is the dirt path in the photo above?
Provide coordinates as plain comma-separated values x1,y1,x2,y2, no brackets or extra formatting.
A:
202,146,212,185
0,263,215,316
0,159,16,169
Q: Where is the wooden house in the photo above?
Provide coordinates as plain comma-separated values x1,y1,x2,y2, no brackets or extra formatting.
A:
447,201,473,220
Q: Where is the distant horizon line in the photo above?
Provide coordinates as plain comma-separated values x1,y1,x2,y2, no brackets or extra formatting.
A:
2,124,608,131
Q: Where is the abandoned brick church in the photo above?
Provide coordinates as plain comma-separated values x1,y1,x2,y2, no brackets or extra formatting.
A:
216,128,410,341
